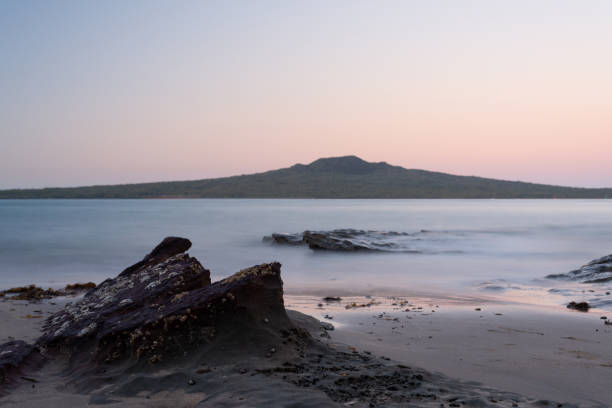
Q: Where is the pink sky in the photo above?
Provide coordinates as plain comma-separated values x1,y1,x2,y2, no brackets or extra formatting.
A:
1,1,611,188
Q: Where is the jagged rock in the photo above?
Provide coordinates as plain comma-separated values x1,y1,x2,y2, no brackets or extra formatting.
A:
0,341,44,396
547,254,612,283
38,237,307,371
118,236,192,277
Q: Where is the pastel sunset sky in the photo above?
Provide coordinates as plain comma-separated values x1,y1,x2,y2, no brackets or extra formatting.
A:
1,0,611,188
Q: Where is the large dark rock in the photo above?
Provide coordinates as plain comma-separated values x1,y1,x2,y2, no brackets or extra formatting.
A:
38,237,305,372
547,254,612,283
0,341,44,396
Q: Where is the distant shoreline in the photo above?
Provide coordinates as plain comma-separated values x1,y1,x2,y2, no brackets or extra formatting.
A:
0,197,610,200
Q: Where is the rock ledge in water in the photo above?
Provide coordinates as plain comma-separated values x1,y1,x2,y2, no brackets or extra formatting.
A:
264,229,422,252
547,254,612,283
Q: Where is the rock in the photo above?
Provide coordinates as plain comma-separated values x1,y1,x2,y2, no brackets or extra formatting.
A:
566,301,590,312
0,341,44,396
0,285,61,301
302,230,371,251
547,254,612,283
264,229,421,252
118,236,192,277
38,237,310,372
322,297,342,302
320,322,334,331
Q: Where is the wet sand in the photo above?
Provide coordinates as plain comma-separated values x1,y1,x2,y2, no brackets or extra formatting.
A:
286,295,612,407
0,297,68,344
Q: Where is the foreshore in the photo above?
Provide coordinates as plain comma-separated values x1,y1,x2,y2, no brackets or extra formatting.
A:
1,291,610,407
287,295,612,406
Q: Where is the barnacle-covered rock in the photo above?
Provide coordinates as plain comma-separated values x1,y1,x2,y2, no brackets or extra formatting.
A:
38,237,299,367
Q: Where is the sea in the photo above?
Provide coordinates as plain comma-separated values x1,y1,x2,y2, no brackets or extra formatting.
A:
1,199,611,311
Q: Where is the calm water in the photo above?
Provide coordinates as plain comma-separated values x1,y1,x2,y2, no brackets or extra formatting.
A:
1,199,611,310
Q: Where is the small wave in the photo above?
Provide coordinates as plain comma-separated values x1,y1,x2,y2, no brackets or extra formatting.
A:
476,280,523,292
588,298,612,309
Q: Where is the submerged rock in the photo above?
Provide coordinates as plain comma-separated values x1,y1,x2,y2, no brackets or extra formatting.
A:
118,236,192,277
547,254,612,283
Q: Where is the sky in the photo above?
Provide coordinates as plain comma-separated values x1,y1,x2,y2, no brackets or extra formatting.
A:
1,0,611,189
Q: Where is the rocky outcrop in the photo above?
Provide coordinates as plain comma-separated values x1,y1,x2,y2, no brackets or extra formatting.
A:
302,230,372,251
38,237,302,369
547,254,612,283
264,229,421,252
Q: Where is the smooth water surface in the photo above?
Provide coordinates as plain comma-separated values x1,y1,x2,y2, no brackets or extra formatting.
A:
1,199,611,309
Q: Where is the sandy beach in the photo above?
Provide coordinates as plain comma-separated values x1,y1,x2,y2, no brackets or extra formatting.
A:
1,290,610,407
288,295,612,406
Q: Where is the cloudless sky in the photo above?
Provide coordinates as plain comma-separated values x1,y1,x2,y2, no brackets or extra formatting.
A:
1,0,611,188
